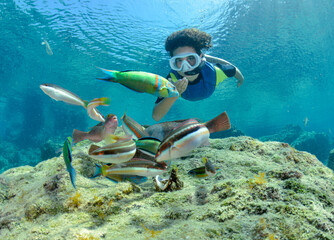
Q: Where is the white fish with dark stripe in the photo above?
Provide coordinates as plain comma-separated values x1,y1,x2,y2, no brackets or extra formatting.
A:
88,140,136,164
155,119,210,162
94,158,167,177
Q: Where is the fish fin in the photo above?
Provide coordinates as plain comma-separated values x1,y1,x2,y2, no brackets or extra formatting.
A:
120,84,144,93
97,77,117,82
97,67,118,78
69,167,77,189
72,129,88,143
165,159,172,168
90,163,103,178
88,144,100,154
202,157,208,164
88,97,111,106
204,111,231,133
101,97,111,105
167,143,174,161
104,134,118,144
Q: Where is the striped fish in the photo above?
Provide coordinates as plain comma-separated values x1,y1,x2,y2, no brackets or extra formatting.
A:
155,119,210,162
88,140,136,164
188,157,219,178
121,112,148,140
91,158,167,177
62,137,77,189
87,97,110,122
90,164,148,184
97,68,179,98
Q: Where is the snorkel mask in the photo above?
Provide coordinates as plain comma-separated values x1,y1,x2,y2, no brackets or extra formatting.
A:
169,52,206,75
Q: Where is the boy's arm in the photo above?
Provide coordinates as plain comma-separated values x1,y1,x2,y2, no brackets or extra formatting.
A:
205,54,244,87
152,96,178,121
152,77,188,121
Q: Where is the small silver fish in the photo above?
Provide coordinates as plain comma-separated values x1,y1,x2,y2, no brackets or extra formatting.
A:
40,83,87,107
42,39,53,56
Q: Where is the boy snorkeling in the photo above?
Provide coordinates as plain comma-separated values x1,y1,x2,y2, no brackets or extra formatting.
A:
152,28,244,121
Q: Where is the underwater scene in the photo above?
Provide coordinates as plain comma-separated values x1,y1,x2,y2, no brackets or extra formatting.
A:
1,0,334,239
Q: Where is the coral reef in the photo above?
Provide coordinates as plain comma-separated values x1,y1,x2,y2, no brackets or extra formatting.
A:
0,136,333,239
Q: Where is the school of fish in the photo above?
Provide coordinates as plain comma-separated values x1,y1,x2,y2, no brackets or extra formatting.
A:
40,70,231,189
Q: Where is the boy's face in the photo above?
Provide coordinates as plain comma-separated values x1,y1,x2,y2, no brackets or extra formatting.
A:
172,46,198,69
171,46,203,78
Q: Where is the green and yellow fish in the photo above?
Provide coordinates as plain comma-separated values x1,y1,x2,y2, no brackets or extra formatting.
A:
63,137,77,189
90,164,148,184
97,68,179,98
91,158,167,178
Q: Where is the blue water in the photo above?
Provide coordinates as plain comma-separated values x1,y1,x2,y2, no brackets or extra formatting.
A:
1,0,334,172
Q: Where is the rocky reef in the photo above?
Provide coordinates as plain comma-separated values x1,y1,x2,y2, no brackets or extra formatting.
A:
260,125,333,164
0,135,333,240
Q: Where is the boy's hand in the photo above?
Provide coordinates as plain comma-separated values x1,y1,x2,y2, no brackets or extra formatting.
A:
170,77,188,95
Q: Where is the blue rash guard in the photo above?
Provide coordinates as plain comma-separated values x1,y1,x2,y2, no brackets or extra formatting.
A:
155,61,236,103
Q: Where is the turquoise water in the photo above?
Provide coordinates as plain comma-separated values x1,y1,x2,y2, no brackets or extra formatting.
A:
1,0,333,172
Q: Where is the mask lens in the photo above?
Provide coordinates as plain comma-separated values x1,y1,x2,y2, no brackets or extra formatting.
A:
169,53,201,72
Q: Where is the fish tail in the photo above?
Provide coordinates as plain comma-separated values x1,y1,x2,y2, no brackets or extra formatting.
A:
97,67,118,82
88,97,111,106
99,97,111,105
90,163,102,178
72,129,88,143
204,111,231,133
69,167,77,189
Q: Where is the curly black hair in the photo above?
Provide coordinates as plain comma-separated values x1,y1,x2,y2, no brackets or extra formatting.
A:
165,28,212,56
